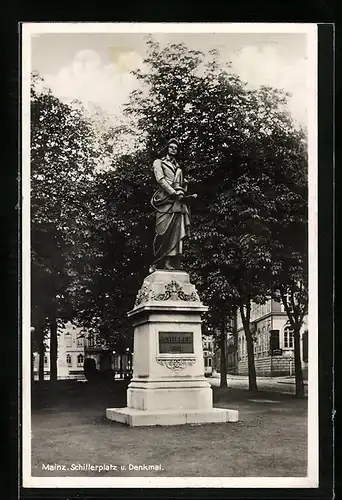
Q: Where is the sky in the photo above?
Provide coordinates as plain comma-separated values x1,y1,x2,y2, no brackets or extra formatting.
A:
30,31,309,127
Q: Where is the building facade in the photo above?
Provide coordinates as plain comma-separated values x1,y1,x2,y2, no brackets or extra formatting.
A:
33,307,306,381
33,322,86,380
33,322,133,380
202,334,214,376
235,299,308,377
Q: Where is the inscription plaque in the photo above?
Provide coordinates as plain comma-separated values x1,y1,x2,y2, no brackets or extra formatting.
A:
158,332,194,354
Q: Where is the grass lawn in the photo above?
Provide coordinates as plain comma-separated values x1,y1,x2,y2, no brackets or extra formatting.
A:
31,380,307,477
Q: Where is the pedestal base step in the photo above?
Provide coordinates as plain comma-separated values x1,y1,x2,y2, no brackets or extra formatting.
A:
106,407,239,427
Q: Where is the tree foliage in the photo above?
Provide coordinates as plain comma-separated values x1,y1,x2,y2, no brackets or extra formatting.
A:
271,135,308,397
31,72,101,378
30,39,308,393
118,38,308,391
69,151,155,351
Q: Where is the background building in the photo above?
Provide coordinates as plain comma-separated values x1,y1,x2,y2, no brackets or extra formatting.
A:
33,323,215,380
235,299,308,377
33,322,86,380
33,322,133,380
202,334,214,376
211,299,308,378
33,305,306,381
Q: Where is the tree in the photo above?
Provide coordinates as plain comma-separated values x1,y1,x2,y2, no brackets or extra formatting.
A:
201,303,234,388
63,37,307,393
31,253,51,382
31,73,101,380
66,147,156,351
30,324,47,383
279,279,307,397
112,38,308,392
271,130,308,397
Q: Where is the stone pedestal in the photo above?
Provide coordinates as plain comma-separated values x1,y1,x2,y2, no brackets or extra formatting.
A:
106,270,239,426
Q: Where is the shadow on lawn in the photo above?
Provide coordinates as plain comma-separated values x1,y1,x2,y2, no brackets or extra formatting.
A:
31,379,306,413
31,380,129,411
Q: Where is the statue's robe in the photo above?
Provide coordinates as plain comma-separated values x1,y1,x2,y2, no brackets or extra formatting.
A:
151,157,190,264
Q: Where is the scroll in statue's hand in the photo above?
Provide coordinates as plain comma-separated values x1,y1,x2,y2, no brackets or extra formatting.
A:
183,193,198,200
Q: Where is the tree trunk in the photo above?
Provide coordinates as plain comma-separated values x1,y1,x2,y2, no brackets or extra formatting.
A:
119,355,123,379
38,335,45,382
245,328,258,392
293,327,305,397
240,303,258,392
49,314,58,381
233,310,238,375
219,324,228,388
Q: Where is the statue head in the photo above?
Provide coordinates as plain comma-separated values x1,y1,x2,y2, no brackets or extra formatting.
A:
166,138,179,158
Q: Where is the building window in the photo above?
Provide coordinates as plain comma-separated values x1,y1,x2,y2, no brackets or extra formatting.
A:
65,333,72,348
270,330,280,353
204,358,212,368
66,354,72,366
88,335,95,347
254,331,259,355
77,336,84,347
262,327,266,354
283,327,294,349
266,325,271,354
204,357,212,367
44,355,48,364
77,354,84,367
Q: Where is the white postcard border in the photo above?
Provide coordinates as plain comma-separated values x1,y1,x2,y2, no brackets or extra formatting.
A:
21,22,319,489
